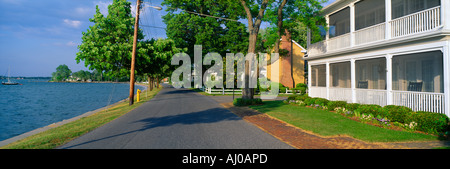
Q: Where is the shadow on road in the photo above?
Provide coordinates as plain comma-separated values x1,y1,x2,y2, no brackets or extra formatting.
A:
60,107,240,149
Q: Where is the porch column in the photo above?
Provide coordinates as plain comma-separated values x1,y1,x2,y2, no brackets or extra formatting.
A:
386,54,393,105
385,0,392,40
442,0,450,30
350,3,355,47
350,58,356,103
326,62,330,99
443,42,450,117
308,63,312,94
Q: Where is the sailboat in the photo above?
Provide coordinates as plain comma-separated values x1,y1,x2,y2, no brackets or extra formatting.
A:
2,67,20,85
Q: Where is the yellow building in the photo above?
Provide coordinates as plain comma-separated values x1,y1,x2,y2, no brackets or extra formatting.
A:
267,33,307,88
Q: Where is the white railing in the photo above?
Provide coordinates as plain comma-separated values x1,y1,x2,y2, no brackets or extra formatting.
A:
205,87,242,95
308,6,442,57
392,91,445,114
308,41,327,56
354,23,386,45
355,89,387,106
328,33,351,51
329,87,352,102
309,87,327,99
390,6,441,38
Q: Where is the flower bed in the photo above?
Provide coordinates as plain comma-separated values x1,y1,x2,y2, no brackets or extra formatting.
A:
285,94,450,136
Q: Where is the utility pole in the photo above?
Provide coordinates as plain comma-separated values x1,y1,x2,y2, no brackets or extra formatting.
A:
129,0,141,106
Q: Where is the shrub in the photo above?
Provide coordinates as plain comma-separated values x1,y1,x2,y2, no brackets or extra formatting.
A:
304,97,316,106
292,83,308,95
295,94,310,101
287,95,298,101
327,101,347,111
233,98,263,106
345,103,361,112
356,104,386,117
410,111,449,134
383,105,413,123
314,98,330,107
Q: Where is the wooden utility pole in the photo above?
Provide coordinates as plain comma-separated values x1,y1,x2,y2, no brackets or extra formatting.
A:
129,0,141,105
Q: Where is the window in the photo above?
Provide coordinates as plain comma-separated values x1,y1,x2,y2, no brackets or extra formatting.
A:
392,51,443,93
355,58,386,90
329,7,350,38
391,0,440,19
355,0,385,30
329,62,351,88
311,65,326,87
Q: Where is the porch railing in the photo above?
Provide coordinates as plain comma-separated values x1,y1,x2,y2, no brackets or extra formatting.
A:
392,91,445,114
354,23,386,45
390,6,441,38
329,87,352,102
355,89,387,106
309,87,327,99
308,6,442,56
328,33,351,51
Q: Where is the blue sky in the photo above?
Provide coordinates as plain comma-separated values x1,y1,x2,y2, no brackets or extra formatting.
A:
0,0,335,77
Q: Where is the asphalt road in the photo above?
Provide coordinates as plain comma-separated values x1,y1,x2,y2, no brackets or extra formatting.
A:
59,85,293,149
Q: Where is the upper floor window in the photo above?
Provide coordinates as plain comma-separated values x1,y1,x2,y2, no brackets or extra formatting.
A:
329,7,350,38
355,0,385,30
392,0,440,19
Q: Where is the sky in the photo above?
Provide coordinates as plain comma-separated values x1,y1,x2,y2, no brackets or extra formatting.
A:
0,0,335,77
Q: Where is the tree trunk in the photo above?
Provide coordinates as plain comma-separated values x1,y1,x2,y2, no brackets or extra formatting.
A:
243,33,258,99
156,77,160,88
240,0,269,100
273,0,288,54
148,76,153,91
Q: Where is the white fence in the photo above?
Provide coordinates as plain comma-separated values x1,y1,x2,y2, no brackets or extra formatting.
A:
392,91,445,114
203,87,243,95
390,6,441,38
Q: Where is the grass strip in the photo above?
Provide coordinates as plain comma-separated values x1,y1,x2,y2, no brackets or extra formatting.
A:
250,101,438,142
1,87,161,149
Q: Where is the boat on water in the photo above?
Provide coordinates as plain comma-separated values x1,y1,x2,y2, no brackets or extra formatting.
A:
2,67,20,85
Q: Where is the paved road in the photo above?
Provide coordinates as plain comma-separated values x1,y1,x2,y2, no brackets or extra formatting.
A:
59,86,293,149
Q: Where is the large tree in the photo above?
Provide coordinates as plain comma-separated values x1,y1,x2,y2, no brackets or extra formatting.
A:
51,64,72,82
137,38,184,90
239,0,326,99
75,0,144,79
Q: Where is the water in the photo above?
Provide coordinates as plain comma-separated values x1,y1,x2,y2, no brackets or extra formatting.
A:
0,79,145,141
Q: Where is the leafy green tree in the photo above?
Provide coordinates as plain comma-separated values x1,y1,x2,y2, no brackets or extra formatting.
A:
239,0,326,99
137,38,185,90
75,0,144,79
52,64,72,81
162,0,249,66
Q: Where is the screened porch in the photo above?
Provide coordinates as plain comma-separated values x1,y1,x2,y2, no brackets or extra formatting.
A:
309,50,445,114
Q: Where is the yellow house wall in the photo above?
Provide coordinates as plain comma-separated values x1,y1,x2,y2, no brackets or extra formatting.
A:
266,41,305,88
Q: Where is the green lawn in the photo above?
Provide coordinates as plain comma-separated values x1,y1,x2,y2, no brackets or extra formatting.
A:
249,101,438,142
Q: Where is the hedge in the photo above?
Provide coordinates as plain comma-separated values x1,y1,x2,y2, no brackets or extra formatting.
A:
286,96,450,135
233,98,263,106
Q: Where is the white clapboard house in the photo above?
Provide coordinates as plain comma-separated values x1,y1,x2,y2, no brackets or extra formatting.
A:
305,0,450,117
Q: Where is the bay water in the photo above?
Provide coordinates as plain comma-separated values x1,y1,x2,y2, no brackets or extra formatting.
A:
0,79,145,141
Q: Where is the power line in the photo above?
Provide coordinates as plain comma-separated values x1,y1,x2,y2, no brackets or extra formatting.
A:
140,24,166,29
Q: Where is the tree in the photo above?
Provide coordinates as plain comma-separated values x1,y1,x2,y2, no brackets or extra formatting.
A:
137,38,184,90
75,0,144,79
52,64,72,82
239,0,326,99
